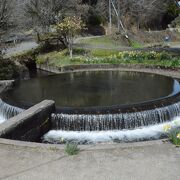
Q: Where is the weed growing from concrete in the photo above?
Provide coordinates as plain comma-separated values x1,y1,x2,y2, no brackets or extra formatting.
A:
65,142,80,156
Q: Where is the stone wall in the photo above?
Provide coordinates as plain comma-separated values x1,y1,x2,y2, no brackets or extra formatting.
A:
0,100,55,142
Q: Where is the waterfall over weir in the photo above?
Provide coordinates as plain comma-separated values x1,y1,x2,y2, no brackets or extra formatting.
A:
52,102,180,131
0,99,24,123
44,117,180,144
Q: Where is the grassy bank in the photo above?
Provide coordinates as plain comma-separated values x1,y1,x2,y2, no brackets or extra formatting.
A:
77,36,143,48
36,48,180,69
77,36,124,48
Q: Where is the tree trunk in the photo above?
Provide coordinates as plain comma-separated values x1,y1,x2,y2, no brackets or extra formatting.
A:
37,32,41,43
69,43,73,58
70,48,73,58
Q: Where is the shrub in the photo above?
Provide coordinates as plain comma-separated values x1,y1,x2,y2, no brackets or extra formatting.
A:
0,58,20,80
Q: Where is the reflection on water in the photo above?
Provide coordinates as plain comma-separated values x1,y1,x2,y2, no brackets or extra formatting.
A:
1,71,180,108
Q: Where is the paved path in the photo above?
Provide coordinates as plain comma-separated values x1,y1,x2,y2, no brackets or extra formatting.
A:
169,42,180,48
5,41,38,57
74,36,102,44
0,141,180,180
4,37,180,58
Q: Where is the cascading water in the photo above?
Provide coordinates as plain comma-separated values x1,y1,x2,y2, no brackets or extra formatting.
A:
43,117,180,144
42,102,180,144
51,102,180,131
0,99,24,123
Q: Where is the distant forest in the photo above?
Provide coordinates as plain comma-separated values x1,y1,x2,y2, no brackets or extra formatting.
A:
0,0,180,37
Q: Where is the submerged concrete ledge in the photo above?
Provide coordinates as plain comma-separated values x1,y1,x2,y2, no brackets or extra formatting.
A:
0,100,55,142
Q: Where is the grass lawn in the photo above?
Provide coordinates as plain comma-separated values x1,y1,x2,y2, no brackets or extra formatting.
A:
37,49,85,67
77,36,126,48
77,35,144,48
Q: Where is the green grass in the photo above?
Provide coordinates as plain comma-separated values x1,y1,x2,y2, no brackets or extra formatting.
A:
36,48,120,66
78,36,124,48
36,49,85,67
129,40,143,48
65,143,80,156
91,49,119,57
78,36,144,49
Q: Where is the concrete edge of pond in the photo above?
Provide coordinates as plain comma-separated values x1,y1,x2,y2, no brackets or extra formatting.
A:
37,63,180,79
0,137,168,151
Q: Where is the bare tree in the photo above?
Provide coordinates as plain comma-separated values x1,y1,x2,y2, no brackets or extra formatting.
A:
0,0,12,37
126,0,168,29
0,0,15,56
24,0,89,40
96,0,173,30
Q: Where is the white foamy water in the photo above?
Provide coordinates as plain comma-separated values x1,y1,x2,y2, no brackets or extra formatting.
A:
44,117,180,144
0,115,6,124
0,99,24,123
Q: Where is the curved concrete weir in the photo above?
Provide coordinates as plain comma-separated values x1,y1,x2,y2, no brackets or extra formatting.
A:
1,70,180,144
43,116,180,144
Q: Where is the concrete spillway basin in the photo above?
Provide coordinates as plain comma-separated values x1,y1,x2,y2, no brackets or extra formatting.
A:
1,69,180,144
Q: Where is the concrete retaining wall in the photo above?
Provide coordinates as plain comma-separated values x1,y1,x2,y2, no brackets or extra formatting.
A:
37,64,61,74
0,100,55,142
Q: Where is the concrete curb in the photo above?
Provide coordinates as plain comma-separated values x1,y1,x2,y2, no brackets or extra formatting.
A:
0,137,167,151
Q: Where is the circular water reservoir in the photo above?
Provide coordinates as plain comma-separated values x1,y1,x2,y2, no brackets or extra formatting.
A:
1,71,180,113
